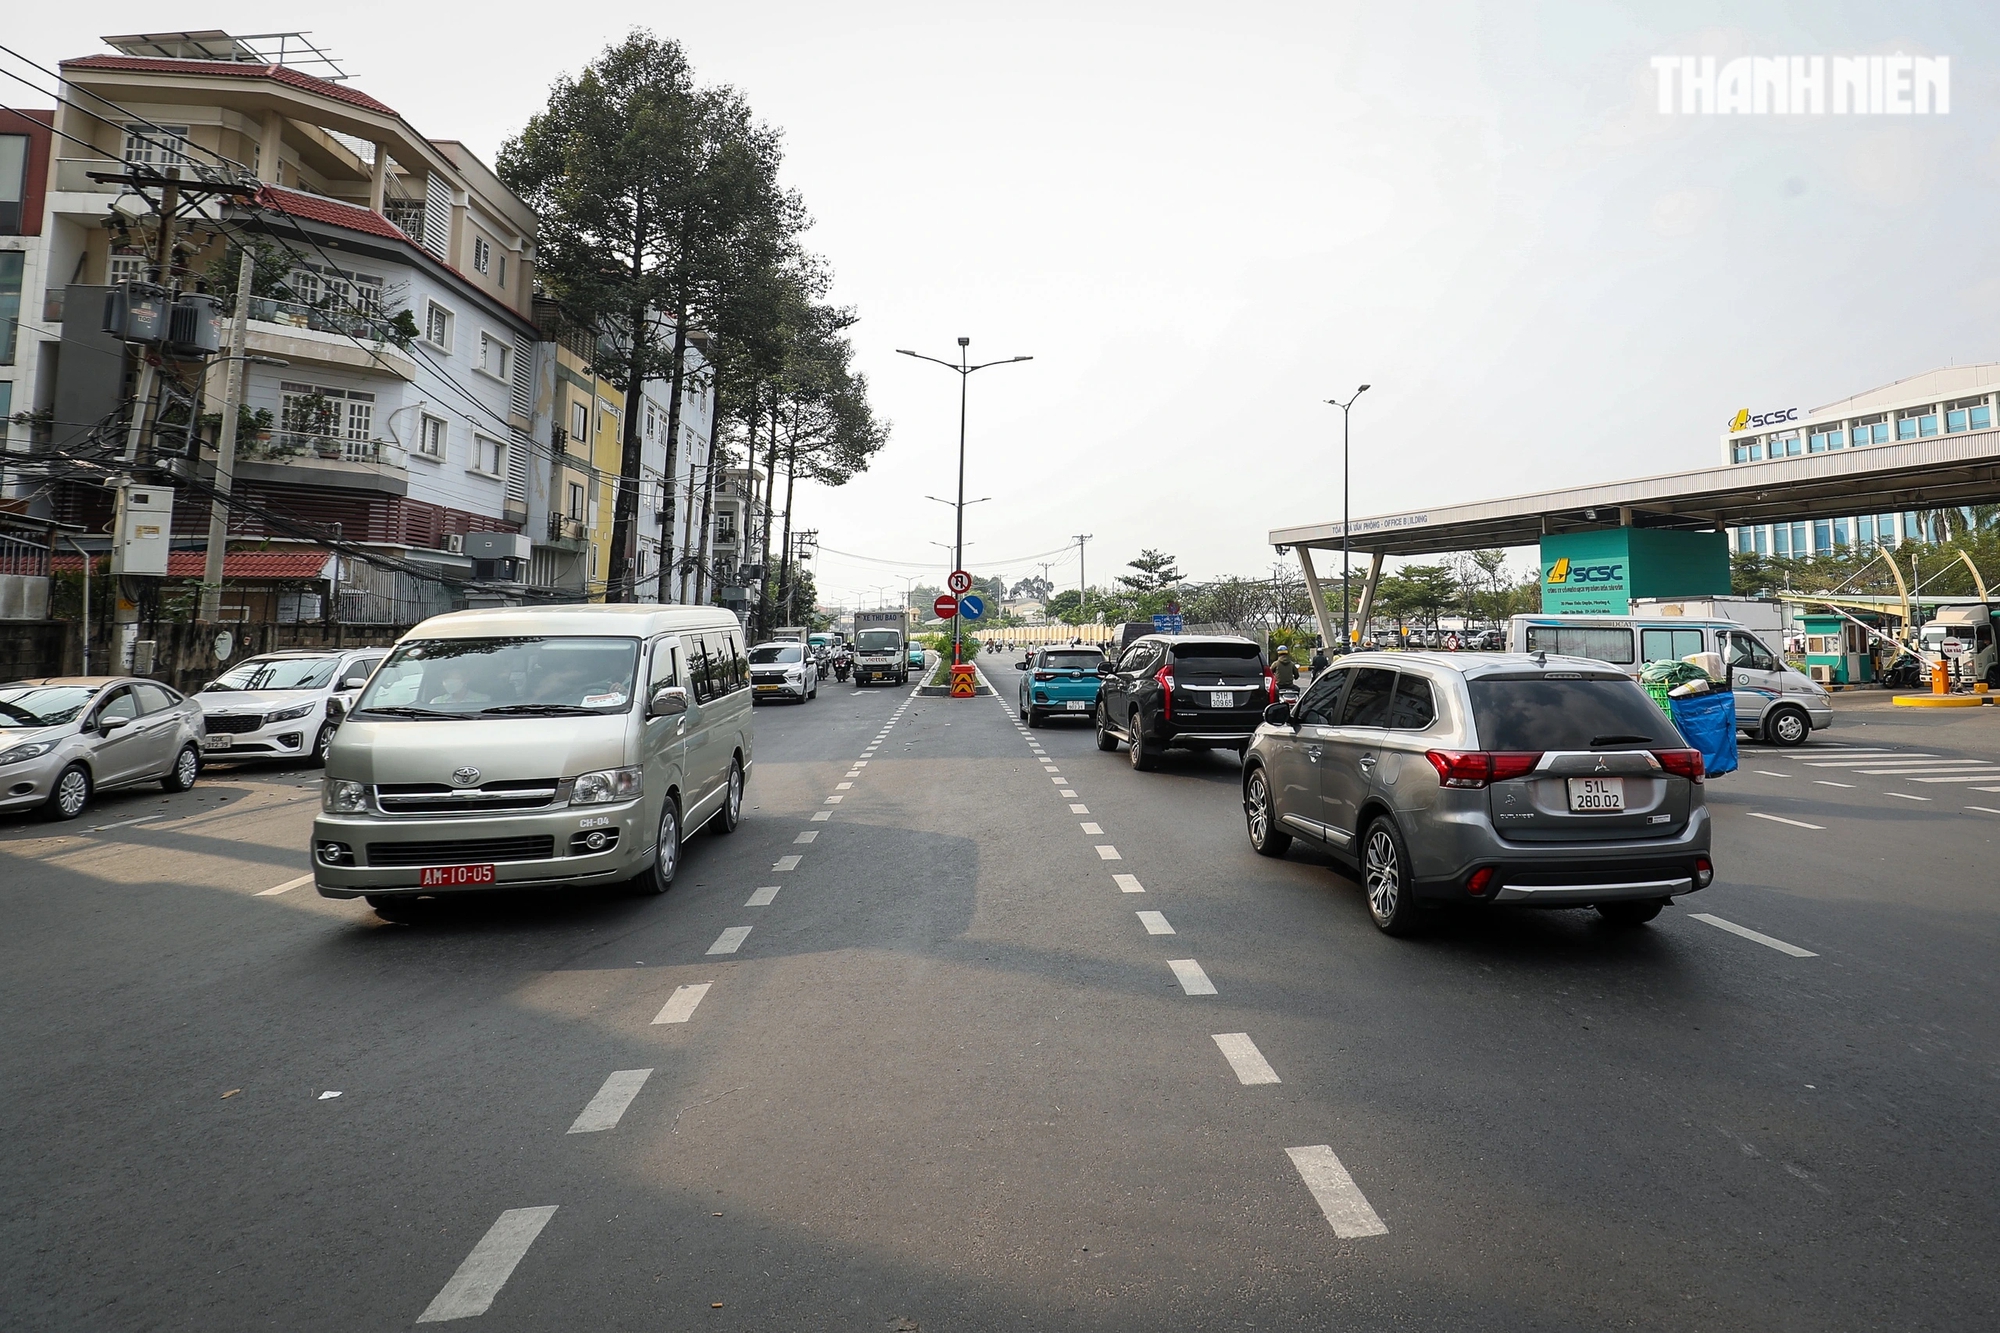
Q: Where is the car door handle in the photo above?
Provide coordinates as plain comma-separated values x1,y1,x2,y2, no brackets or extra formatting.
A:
1304,745,1322,763
1358,754,1376,771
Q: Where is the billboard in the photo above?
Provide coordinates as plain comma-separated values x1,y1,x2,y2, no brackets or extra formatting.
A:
1540,528,1730,614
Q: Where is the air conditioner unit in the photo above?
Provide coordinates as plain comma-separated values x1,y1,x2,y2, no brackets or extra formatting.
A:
444,533,465,554
1809,664,1832,683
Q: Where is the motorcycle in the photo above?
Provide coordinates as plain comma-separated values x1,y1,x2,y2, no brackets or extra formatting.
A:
833,652,852,683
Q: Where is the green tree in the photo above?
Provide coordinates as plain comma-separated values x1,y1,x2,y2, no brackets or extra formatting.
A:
1117,549,1183,594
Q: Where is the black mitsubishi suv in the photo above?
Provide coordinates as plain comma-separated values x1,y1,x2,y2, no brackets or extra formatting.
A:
1095,634,1272,769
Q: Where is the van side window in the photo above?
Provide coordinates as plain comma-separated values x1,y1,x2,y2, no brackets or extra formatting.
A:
1525,625,1635,664
1387,674,1436,729
721,631,747,692
1724,631,1777,672
1639,628,1704,662
648,638,678,693
681,635,716,704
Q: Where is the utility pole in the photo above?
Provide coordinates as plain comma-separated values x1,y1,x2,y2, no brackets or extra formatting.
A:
199,248,254,622
121,169,182,465
1073,533,1092,622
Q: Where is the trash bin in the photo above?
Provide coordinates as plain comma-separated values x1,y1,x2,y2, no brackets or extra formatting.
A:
1668,690,1738,778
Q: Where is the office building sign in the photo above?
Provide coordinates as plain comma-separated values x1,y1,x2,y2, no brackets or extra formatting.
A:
1728,405,1800,434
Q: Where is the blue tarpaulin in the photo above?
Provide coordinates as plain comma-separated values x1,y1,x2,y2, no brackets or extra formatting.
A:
1669,690,1738,778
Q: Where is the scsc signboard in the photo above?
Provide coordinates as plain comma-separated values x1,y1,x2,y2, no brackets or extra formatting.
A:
1539,528,1730,615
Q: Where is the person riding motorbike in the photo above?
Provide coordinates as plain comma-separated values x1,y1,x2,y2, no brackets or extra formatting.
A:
833,646,852,682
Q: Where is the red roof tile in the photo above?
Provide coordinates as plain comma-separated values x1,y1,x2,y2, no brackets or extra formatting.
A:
53,551,334,579
257,184,410,242
62,55,399,117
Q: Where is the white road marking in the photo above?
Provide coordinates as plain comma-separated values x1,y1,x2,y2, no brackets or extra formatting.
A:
567,1069,653,1134
1804,756,1941,767
1850,765,2000,776
1136,910,1175,935
1909,773,2000,783
794,831,818,844
835,782,853,790
1814,780,1854,788
1884,792,1930,801
810,811,831,822
1095,845,1122,860
707,926,752,955
1976,787,2000,793
1753,770,1791,778
1212,1032,1280,1085
318,1090,342,1099
1968,806,2000,815
417,1205,560,1322
1059,789,1078,798
86,815,170,832
1747,812,1824,830
852,761,867,767
1069,803,1089,814
844,771,861,779
1169,958,1216,995
1285,1146,1388,1238
1049,775,1067,784
1114,873,1145,893
652,983,712,1024
824,795,843,805
1080,822,1103,834
773,855,802,871
1688,913,1817,957
745,886,780,907
257,873,314,897
1042,765,1059,772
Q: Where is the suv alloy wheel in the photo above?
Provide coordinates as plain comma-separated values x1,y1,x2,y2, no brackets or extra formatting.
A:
1127,710,1157,771
1244,765,1291,856
1095,702,1119,751
1362,816,1422,935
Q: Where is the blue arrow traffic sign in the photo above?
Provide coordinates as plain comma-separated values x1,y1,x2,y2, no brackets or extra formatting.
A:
958,593,985,621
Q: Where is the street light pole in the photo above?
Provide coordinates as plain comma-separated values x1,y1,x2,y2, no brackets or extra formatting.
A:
897,338,1032,665
1324,385,1371,650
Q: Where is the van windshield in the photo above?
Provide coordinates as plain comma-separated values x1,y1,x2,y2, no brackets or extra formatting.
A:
856,631,900,651
353,637,640,718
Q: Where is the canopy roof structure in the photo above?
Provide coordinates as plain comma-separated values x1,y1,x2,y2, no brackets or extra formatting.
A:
1269,424,2000,557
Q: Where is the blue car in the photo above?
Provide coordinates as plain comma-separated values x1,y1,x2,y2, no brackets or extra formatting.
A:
1016,645,1107,727
908,640,928,671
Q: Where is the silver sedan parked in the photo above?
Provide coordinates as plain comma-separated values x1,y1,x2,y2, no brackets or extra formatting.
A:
0,677,207,820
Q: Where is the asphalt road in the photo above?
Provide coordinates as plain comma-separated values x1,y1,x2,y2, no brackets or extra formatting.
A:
4,660,1998,1329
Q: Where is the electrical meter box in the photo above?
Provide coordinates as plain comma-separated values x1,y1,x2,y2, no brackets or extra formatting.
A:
111,483,174,576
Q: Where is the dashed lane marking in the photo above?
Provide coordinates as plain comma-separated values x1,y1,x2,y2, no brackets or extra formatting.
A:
1814,781,1854,788
1908,773,2000,783
1136,910,1175,935
1804,757,1944,768
1968,806,2000,815
257,873,314,897
794,831,818,844
1212,1033,1280,1085
416,1206,560,1323
1747,812,1824,830
1049,775,1067,784
567,1069,653,1134
835,782,853,790
707,926,752,956
1095,845,1122,860
824,795,844,805
1114,874,1145,893
1688,913,1817,957
773,855,802,871
1168,959,1216,995
810,811,831,822
1081,822,1103,834
1059,789,1078,798
1285,1146,1388,1239
852,760,868,767
652,983,711,1024
1069,803,1090,814
1753,770,1790,778
1884,792,1931,801
745,886,780,907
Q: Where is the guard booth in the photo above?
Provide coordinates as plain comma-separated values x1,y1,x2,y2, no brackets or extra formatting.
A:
1802,613,1873,686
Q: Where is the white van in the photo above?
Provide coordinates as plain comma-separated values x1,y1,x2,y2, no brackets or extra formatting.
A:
312,604,752,913
1507,614,1832,746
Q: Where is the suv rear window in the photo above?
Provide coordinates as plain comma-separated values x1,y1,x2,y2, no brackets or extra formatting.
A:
1041,651,1103,670
1467,677,1676,751
1169,642,1263,681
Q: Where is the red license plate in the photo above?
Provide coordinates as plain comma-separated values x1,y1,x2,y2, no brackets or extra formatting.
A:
419,863,496,888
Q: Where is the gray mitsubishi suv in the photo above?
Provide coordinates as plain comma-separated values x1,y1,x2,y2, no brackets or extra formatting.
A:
1241,652,1714,935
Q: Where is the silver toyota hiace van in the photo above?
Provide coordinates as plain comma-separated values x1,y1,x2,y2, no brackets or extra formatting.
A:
312,605,752,911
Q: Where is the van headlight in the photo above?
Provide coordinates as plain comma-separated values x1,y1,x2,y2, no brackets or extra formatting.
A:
322,779,367,813
267,702,316,723
0,740,55,765
570,767,642,804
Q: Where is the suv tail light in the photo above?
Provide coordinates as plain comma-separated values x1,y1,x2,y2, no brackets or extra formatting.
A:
1424,750,1542,788
1264,667,1276,702
1652,748,1705,783
1155,663,1174,719
1694,855,1714,888
1033,670,1056,681
1466,866,1495,895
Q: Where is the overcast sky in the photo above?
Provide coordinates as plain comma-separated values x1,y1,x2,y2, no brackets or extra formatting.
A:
11,3,1998,606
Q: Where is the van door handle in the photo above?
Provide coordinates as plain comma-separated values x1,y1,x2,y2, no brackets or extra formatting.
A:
1358,754,1376,771
1304,745,1322,764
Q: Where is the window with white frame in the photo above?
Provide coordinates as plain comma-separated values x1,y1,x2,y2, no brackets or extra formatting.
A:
1946,396,1993,434
472,237,491,274
107,254,148,286
122,123,188,167
599,398,619,439
478,334,508,380
425,301,452,350
418,414,447,460
345,394,375,441
471,433,505,475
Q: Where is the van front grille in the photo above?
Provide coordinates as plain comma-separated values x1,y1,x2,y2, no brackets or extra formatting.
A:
373,780,562,815
365,836,555,867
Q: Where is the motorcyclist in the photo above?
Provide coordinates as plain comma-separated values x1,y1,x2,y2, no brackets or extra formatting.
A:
1272,646,1299,692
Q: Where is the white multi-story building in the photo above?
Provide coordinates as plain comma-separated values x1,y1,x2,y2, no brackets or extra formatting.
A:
1724,365,1999,557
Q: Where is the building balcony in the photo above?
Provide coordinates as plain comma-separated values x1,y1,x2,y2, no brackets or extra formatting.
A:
231,432,409,496
545,513,590,551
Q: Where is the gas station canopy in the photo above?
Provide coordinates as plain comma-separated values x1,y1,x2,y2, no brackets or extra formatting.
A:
1268,425,2000,557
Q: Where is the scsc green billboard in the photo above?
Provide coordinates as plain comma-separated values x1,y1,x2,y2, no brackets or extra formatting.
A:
1540,528,1730,614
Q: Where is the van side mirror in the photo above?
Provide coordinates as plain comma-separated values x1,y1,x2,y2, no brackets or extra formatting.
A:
648,685,690,718
1262,702,1294,727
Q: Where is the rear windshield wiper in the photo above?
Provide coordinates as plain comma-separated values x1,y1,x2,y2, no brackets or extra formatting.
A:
352,705,470,720
1590,734,1656,747
478,704,607,717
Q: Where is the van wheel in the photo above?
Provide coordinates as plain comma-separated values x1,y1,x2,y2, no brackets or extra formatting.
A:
367,896,425,921
1095,703,1120,752
1764,705,1809,747
1244,766,1291,856
634,798,681,895
161,744,200,792
714,759,744,835
1597,899,1666,925
1362,817,1422,936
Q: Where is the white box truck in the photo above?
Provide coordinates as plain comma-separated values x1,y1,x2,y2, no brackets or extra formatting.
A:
852,609,912,686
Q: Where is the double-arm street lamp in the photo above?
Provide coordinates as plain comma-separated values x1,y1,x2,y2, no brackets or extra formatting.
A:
897,338,1032,663
1324,384,1371,650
